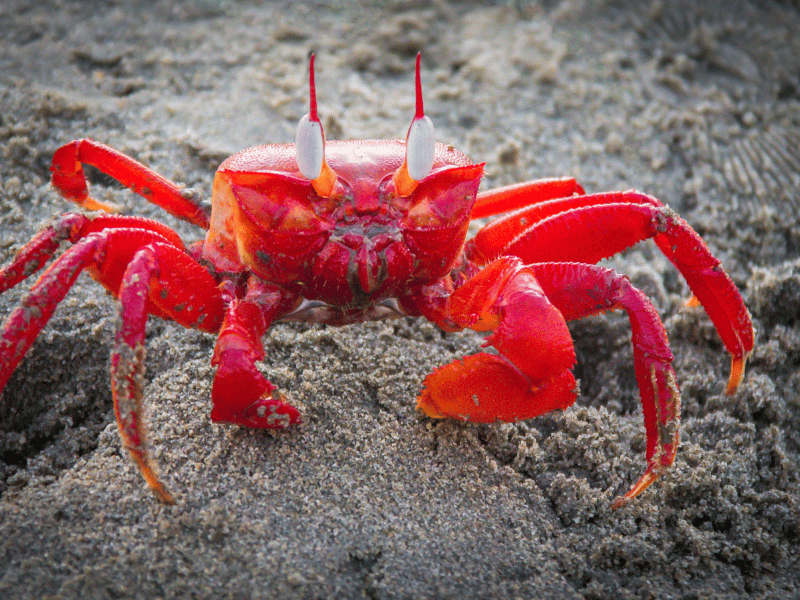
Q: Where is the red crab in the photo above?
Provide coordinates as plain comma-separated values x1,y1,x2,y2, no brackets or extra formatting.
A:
0,55,753,506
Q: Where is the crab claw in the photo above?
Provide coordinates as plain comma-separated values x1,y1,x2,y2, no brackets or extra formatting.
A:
210,280,302,430
393,53,436,197
295,54,337,198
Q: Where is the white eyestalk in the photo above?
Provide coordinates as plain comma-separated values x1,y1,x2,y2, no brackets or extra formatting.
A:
394,53,435,197
295,54,337,197
405,113,435,181
295,114,325,180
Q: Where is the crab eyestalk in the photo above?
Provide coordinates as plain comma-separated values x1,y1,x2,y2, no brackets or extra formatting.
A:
295,53,337,197
393,53,435,197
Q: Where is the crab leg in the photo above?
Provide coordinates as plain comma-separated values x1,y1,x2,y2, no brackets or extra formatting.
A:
0,212,185,294
113,241,224,503
210,277,301,429
408,256,578,423
468,191,754,394
0,227,176,393
468,191,660,262
470,177,585,220
0,213,89,294
529,262,680,507
51,139,211,229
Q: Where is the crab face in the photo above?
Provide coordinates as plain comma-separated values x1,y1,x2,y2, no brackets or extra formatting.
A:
202,55,484,309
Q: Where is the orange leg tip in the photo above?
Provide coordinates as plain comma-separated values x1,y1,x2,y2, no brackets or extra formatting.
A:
726,355,747,396
80,195,121,213
611,469,662,509
151,483,176,505
416,391,446,419
684,294,701,308
129,449,175,504
610,495,631,510
143,472,175,504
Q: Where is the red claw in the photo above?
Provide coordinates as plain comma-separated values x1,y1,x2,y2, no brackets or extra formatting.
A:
410,257,578,423
210,279,301,429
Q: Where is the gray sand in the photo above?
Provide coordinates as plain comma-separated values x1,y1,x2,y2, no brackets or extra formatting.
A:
1,1,798,598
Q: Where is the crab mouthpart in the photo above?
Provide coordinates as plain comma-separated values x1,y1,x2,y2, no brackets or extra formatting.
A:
353,242,385,295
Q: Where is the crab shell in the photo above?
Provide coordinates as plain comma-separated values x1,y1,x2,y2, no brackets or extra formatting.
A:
203,141,483,318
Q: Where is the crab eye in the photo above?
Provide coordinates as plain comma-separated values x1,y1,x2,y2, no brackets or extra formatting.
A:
295,54,337,197
295,113,325,180
393,53,435,197
405,114,435,181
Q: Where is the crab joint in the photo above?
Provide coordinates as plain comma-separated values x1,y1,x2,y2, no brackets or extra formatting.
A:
393,53,435,197
295,53,338,197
